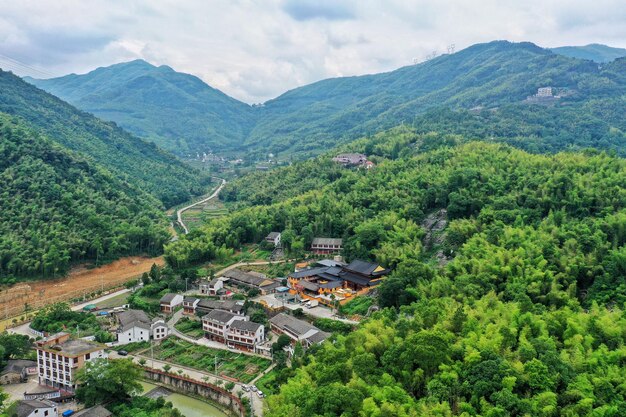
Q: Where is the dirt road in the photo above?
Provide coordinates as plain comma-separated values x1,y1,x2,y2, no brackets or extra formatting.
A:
0,256,164,321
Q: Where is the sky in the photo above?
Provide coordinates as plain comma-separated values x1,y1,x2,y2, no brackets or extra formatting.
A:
0,0,625,103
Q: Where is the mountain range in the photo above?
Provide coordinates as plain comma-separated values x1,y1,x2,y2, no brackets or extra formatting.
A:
26,41,626,159
550,43,626,63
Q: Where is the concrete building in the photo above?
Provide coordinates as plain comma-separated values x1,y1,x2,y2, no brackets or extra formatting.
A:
199,278,223,296
264,232,281,247
196,299,244,316
202,310,246,344
159,293,183,314
269,313,330,350
227,321,265,352
35,333,107,393
0,359,37,385
311,238,343,255
182,297,200,315
16,400,57,417
116,309,169,344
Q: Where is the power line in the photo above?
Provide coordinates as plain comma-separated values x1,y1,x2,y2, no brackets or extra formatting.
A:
0,53,54,78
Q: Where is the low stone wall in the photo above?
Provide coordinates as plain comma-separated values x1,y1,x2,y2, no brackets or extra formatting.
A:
143,369,245,417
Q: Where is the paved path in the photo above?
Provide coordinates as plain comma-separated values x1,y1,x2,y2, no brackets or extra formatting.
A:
177,177,226,234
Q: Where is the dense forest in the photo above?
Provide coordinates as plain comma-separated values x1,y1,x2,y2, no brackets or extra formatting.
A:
0,114,169,280
27,60,256,156
165,129,626,415
0,69,210,207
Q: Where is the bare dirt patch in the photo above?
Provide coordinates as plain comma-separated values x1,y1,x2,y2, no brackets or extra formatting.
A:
0,256,164,318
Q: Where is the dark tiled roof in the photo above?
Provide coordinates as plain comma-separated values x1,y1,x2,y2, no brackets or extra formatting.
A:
17,400,56,417
270,313,318,337
318,280,343,289
204,309,238,324
1,359,36,375
118,309,150,327
339,271,373,286
311,237,343,247
73,405,112,417
231,320,263,332
223,269,269,286
289,267,330,279
298,280,320,292
160,293,179,303
183,296,199,303
305,330,331,345
316,259,346,267
344,259,379,275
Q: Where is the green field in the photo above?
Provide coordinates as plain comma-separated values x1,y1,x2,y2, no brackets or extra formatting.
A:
95,292,130,309
174,317,204,338
153,336,271,383
181,197,228,231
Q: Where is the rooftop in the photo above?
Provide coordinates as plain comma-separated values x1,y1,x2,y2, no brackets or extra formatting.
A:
270,313,320,338
203,309,239,324
231,320,263,332
222,269,272,287
17,400,56,417
160,293,179,303
344,259,389,277
37,338,105,357
1,359,37,375
266,232,281,239
73,405,112,417
311,237,343,247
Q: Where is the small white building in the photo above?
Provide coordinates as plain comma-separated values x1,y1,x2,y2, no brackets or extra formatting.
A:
160,293,183,314
16,399,58,417
265,232,281,247
199,278,223,296
116,310,169,344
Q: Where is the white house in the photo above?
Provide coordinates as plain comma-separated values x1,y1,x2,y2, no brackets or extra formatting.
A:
116,310,169,344
199,278,223,296
160,293,183,314
265,232,281,247
16,400,58,417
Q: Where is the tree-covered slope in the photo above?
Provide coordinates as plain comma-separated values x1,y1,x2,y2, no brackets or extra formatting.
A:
246,41,624,156
26,59,255,155
551,43,626,63
0,114,169,280
0,69,210,207
167,134,626,415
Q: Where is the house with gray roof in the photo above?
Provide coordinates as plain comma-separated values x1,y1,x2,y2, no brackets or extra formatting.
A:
1,359,37,385
311,237,343,254
116,309,169,344
269,313,330,350
73,405,112,417
201,309,266,352
159,293,183,314
16,400,57,417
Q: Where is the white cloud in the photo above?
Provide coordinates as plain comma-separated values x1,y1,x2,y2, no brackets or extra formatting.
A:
0,0,624,103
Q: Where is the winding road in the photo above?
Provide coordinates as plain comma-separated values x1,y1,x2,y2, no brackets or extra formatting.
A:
177,177,226,234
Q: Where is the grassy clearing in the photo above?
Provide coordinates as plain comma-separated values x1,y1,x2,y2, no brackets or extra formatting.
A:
174,317,204,338
94,292,129,309
153,336,271,383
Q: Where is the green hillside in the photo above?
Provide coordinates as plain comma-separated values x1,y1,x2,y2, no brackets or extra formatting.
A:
166,130,626,415
0,114,169,280
0,69,210,207
26,59,256,156
551,43,626,63
246,41,622,156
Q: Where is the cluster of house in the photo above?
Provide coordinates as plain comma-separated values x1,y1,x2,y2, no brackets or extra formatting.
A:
288,258,389,306
332,153,374,169
116,309,169,344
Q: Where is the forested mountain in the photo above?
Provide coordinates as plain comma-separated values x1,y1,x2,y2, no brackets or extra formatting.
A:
166,130,626,415
26,59,255,155
551,43,626,63
0,69,210,206
27,41,626,159
0,114,169,280
248,41,625,156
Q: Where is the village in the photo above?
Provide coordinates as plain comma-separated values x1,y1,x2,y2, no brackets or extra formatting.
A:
1,230,391,417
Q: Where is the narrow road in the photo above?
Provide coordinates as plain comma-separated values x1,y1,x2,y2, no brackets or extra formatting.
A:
177,177,226,234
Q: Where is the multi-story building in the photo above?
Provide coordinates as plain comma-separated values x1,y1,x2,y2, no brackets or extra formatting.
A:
227,321,265,352
199,278,223,296
196,299,244,316
310,238,343,254
182,297,200,315
202,310,265,352
35,333,107,393
16,399,58,417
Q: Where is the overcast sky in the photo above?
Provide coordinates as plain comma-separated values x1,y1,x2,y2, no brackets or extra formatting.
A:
1,0,625,103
